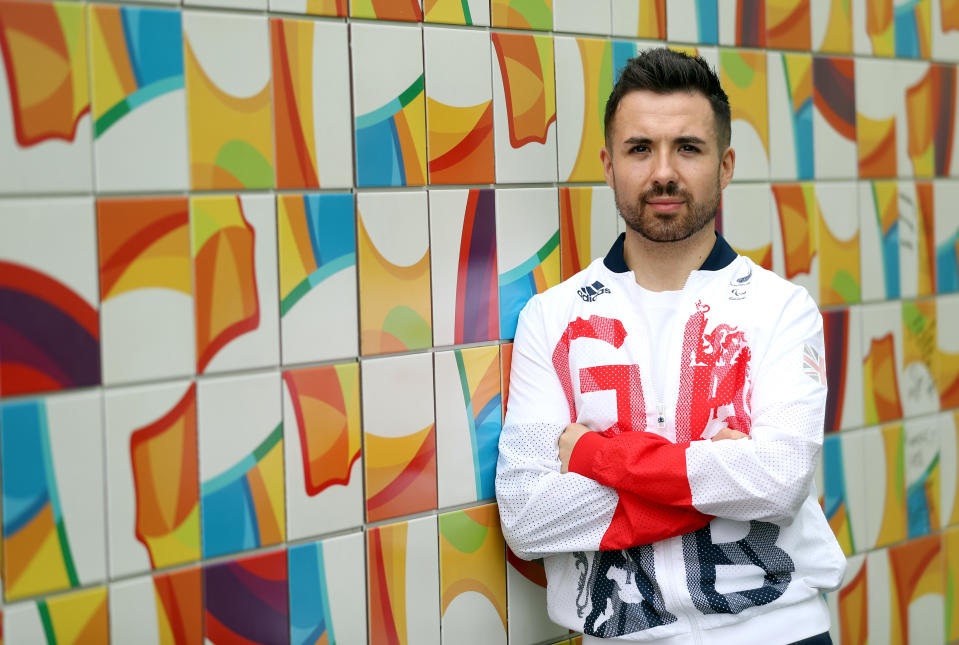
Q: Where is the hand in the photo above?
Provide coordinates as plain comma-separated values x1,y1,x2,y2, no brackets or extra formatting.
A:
559,423,592,473
711,427,748,441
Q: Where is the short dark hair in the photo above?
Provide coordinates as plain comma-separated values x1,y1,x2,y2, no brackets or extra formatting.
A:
604,48,731,152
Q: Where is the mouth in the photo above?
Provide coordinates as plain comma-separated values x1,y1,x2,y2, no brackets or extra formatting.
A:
644,199,685,213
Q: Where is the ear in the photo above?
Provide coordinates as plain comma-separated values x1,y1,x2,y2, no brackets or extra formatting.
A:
600,145,615,191
719,146,735,189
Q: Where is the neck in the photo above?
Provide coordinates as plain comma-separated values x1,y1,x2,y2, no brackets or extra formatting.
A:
623,224,717,291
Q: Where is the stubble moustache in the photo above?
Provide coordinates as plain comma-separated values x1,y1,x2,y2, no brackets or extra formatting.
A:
617,176,721,243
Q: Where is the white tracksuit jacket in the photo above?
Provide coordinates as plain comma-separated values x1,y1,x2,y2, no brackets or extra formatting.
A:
495,233,846,644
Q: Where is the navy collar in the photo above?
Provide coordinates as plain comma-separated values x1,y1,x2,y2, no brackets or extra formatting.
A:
602,231,738,273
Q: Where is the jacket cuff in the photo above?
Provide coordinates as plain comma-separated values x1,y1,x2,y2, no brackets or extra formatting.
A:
568,431,605,479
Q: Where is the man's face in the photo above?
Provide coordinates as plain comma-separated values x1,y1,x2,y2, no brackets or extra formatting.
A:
600,89,734,243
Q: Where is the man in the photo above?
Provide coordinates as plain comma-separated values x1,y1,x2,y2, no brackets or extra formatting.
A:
495,48,845,644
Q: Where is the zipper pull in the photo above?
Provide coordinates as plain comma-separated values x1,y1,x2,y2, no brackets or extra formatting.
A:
656,403,666,429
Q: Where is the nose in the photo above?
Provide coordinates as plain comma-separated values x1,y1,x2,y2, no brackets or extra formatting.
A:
650,148,678,186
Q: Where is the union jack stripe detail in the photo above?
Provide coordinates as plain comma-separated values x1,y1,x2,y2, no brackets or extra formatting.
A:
802,343,826,386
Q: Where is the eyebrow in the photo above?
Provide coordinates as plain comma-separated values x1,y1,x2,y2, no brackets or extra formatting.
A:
623,136,708,146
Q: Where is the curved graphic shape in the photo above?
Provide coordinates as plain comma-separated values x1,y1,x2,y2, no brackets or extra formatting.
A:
41,587,109,645
818,0,853,53
439,506,507,630
824,436,855,554
307,0,347,15
772,184,816,279
0,261,100,396
455,189,498,344
89,6,183,138
99,198,190,300
636,0,666,39
353,0,423,20
867,0,895,55
192,197,260,373
426,0,475,24
822,309,849,432
283,364,360,497
272,18,319,189
906,68,935,176
818,213,860,306
915,182,937,296
205,551,288,645
722,49,769,158
368,523,408,644
858,114,897,178
941,350,959,410
366,424,437,522
560,187,594,279
130,385,200,570
0,1,89,146
838,561,867,645
498,230,560,340
289,542,336,645
864,334,904,424
492,33,556,148
736,0,766,46
766,0,811,50
278,193,355,317
813,57,856,144
427,99,494,184
454,348,502,500
491,0,552,29
185,34,272,189
567,39,613,182
888,536,943,643
906,450,939,538
782,54,813,179
200,425,284,558
357,213,432,355
1,400,78,599
355,75,426,187
876,424,907,547
506,546,547,587
895,0,932,58
152,568,202,645
934,64,957,176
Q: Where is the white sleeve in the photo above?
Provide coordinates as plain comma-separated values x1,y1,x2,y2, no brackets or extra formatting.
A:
494,298,619,560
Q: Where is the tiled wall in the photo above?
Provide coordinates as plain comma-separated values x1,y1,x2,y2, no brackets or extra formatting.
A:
1,0,959,643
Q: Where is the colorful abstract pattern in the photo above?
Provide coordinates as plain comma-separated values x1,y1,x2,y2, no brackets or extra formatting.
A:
561,187,596,279
822,309,851,431
38,586,108,645
905,65,936,176
1,399,81,599
816,0,853,52
675,0,718,44
289,542,334,645
454,190,498,344
498,230,560,341
130,384,200,570
874,424,908,547
942,320,959,409
0,258,100,396
501,342,513,420
302,0,347,15
772,183,816,280
0,1,89,147
902,300,938,415
89,5,182,139
491,0,552,29
368,519,439,645
426,0,483,24
439,504,507,637
558,38,612,182
352,0,423,20
933,64,957,176
634,0,667,39
864,333,904,425
184,16,273,190
864,181,900,298
152,567,202,645
766,0,811,50
98,197,190,302
205,550,289,645
824,435,856,554
905,181,938,297
817,195,860,306
282,364,360,497
454,346,502,501
365,420,437,522
895,0,933,58
426,97,493,184
733,0,766,46
837,557,867,645
278,193,354,319
353,25,426,188
272,19,346,189
720,50,769,176
887,535,943,642
357,205,432,356
858,110,898,178
866,0,896,56
904,418,940,538
492,33,556,150
814,56,856,179
191,196,260,373
201,424,285,558
778,54,814,179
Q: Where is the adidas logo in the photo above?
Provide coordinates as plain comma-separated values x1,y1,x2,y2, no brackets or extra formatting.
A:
578,281,611,302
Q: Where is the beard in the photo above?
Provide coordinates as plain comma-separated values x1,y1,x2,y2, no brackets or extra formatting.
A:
616,176,721,243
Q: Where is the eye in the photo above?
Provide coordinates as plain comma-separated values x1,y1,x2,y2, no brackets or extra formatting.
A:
679,144,701,153
629,144,649,154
